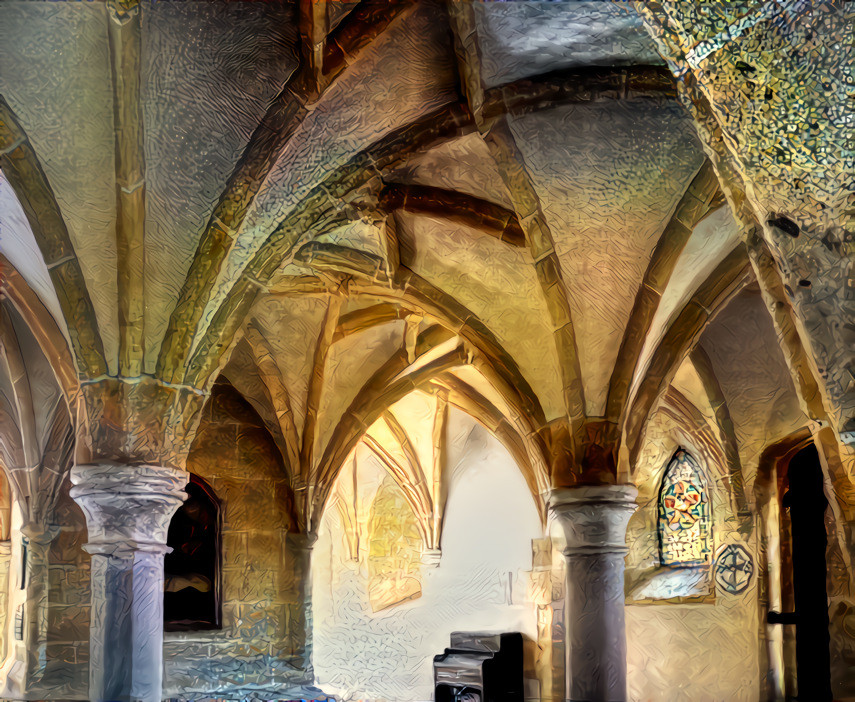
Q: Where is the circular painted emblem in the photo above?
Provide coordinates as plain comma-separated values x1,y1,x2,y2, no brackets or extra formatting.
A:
714,544,754,594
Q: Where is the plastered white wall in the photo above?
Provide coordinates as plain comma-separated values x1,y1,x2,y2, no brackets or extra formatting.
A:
313,409,542,701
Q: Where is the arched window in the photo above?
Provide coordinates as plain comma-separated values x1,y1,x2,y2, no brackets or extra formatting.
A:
164,474,221,631
658,450,710,566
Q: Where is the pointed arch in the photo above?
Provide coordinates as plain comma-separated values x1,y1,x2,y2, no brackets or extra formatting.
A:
606,161,723,424
0,96,106,378
361,433,433,549
0,254,78,407
155,2,420,384
624,246,752,460
240,325,301,475
310,324,464,532
176,102,474,390
428,372,549,526
347,270,546,428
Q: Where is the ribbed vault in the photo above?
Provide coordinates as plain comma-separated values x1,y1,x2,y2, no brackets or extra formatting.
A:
0,0,849,515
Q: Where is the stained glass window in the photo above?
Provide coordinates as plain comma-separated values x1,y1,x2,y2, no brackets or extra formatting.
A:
658,450,710,566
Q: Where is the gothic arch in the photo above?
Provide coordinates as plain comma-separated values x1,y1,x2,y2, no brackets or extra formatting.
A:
0,97,105,378
0,255,77,409
311,349,551,536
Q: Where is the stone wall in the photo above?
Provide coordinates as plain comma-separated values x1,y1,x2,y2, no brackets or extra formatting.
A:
0,542,10,663
0,378,313,702
43,481,90,698
163,379,311,700
625,374,761,701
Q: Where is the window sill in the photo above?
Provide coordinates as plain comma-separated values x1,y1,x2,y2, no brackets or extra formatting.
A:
626,565,715,604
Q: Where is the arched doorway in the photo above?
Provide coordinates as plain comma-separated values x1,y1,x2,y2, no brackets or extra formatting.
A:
762,439,833,701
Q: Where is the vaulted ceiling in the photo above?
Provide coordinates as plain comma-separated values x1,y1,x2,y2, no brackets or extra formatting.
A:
0,1,848,521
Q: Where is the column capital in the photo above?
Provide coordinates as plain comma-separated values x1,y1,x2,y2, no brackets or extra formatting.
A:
286,530,318,550
421,548,442,568
549,484,638,556
70,463,188,557
20,523,60,546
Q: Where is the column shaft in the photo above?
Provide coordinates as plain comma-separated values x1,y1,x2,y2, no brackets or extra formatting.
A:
71,464,187,702
550,485,637,702
22,529,56,688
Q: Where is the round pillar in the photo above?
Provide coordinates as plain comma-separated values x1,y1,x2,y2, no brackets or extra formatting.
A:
283,531,317,678
70,464,187,702
20,523,59,689
549,485,637,702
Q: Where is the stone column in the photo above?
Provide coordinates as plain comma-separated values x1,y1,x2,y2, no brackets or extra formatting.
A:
550,485,637,702
282,532,317,680
20,523,59,689
70,463,187,702
0,540,11,662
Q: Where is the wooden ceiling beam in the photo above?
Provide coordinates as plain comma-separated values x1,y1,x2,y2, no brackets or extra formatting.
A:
482,64,675,119
378,182,524,247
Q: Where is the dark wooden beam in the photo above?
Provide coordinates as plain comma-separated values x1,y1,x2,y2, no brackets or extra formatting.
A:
378,182,524,246
482,64,676,119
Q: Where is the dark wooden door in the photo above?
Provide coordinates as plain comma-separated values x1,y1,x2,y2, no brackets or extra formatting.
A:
783,444,832,701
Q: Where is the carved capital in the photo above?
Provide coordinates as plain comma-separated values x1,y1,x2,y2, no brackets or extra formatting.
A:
549,484,638,556
79,377,208,470
70,463,188,557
